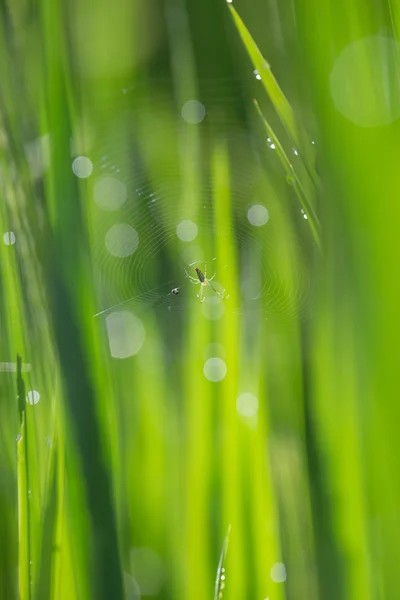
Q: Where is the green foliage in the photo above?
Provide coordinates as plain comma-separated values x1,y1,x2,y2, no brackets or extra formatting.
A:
214,525,230,600
1,0,400,599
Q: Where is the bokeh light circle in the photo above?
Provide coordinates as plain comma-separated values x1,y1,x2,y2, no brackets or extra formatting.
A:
176,220,198,242
72,156,93,178
181,100,206,124
236,392,259,417
330,35,400,127
106,311,145,358
247,204,269,227
94,176,127,211
203,357,227,382
105,224,139,257
270,562,287,583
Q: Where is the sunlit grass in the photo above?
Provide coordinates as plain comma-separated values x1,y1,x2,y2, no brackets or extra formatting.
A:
1,0,400,599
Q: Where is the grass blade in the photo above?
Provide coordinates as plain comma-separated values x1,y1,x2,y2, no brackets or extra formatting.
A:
253,99,321,249
214,525,231,600
17,355,31,600
228,4,298,147
35,445,58,600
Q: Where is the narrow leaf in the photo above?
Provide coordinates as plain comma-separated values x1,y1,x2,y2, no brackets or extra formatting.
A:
253,99,321,249
214,525,231,600
228,5,298,147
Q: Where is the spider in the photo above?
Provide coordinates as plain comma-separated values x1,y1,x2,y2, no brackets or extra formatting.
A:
184,262,229,303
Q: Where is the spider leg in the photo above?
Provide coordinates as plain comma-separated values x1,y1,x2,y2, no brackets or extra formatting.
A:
197,285,205,303
207,272,216,282
208,283,230,300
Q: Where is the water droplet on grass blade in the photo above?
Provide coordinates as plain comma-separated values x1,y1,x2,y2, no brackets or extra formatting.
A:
3,231,16,245
286,175,296,186
27,390,40,405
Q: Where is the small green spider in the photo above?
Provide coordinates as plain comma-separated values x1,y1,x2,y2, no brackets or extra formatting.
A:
184,262,229,303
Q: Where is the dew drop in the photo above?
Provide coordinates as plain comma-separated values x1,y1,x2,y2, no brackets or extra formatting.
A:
26,390,40,405
3,231,16,245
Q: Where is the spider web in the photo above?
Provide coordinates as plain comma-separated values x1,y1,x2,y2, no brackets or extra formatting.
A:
83,77,313,320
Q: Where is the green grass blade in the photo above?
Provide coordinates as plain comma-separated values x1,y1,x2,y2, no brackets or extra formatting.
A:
17,355,26,424
35,446,58,600
228,4,298,147
17,357,31,600
253,99,321,249
17,424,30,600
214,525,231,600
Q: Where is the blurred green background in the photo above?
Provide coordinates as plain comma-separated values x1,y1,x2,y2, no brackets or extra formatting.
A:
1,0,400,598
